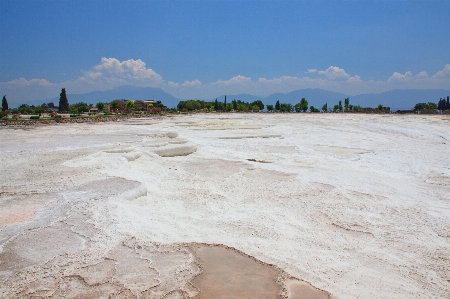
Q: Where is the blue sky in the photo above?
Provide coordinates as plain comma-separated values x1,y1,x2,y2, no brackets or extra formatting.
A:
1,0,449,105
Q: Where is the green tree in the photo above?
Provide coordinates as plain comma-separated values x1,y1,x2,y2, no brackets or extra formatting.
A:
310,106,320,112
224,96,227,111
233,99,238,111
275,100,280,111
427,102,437,109
58,88,69,113
378,104,384,111
126,100,135,112
344,98,349,112
300,98,308,112
279,103,293,112
438,98,446,111
338,100,343,112
35,106,44,114
266,104,274,112
353,105,362,112
250,100,264,111
333,104,339,112
321,103,327,112
414,102,437,111
183,100,201,111
111,100,120,112
75,102,91,114
96,102,105,111
214,98,219,110
2,95,8,111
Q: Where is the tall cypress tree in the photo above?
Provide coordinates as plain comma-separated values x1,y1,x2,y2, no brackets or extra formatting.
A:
344,97,349,112
224,96,227,111
59,88,69,113
447,96,450,110
275,100,280,111
2,95,8,111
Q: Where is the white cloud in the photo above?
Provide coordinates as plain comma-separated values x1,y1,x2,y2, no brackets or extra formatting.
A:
431,64,450,78
318,66,351,80
415,71,429,79
77,57,163,88
211,75,251,86
167,81,179,87
348,75,362,83
308,68,317,73
387,71,413,82
258,75,304,85
0,78,54,88
181,79,202,87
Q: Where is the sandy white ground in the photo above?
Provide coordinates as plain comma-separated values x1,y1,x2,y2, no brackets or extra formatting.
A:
0,113,449,298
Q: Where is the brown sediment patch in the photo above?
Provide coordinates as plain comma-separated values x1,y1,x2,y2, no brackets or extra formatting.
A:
190,244,281,298
0,194,54,226
0,203,36,226
285,279,329,299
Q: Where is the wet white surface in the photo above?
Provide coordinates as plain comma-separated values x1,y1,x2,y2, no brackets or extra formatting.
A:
1,113,449,298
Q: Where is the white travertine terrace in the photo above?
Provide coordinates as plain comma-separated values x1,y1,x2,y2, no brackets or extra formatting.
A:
0,113,449,298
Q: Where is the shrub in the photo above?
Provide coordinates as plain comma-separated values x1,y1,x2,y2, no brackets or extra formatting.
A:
70,114,78,117
30,115,40,119
54,115,62,118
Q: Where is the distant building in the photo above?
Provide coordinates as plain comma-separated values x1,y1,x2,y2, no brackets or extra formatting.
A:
89,107,99,114
134,100,156,110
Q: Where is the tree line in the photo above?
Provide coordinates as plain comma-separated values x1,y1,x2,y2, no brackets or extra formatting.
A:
177,96,358,113
2,89,450,120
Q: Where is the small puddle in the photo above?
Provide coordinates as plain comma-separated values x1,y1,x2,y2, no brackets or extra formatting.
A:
191,244,280,298
190,244,330,299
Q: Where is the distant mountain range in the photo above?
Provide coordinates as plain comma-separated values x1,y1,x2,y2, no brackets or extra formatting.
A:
38,85,449,111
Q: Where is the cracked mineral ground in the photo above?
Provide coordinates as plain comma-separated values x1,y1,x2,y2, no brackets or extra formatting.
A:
1,113,449,298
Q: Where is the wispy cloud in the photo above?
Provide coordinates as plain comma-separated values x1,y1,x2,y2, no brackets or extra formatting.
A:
181,79,202,87
211,75,252,86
